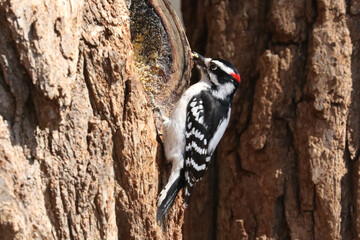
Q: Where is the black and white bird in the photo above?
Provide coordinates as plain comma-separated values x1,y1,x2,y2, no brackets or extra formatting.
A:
156,52,241,222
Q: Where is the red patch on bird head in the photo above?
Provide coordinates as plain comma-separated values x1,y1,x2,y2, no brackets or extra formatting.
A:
231,72,241,82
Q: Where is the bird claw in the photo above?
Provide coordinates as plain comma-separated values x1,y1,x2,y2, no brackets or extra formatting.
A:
146,91,167,121
152,106,162,115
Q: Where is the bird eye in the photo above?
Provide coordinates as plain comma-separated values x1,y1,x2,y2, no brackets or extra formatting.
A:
209,63,217,71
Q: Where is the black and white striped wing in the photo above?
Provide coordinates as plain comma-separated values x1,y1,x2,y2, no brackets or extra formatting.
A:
183,96,212,205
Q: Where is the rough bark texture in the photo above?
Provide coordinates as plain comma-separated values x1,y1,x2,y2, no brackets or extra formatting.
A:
182,0,358,239
0,0,359,240
0,0,189,239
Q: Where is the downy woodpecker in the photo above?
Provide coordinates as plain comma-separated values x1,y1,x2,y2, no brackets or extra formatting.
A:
156,52,241,222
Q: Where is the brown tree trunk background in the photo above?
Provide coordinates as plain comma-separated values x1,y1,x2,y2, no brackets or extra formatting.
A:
182,0,359,240
0,0,185,239
0,0,359,240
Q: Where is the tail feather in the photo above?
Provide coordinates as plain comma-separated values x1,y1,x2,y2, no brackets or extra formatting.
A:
156,176,183,223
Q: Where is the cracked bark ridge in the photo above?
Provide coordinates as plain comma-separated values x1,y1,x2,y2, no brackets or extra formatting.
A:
0,0,189,239
182,0,357,239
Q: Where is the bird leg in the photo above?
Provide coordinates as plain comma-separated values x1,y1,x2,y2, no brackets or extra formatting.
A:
146,91,169,122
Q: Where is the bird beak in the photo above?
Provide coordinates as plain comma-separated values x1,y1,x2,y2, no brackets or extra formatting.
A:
191,52,207,69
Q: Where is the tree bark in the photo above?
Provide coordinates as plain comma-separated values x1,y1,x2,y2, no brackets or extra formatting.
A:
0,0,190,239
182,0,358,239
0,0,359,240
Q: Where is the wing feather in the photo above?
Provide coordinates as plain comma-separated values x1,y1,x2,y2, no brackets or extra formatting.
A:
183,94,231,205
183,96,210,205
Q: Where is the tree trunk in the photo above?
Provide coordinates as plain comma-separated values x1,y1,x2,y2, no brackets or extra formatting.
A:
0,0,359,240
0,0,190,239
182,0,358,239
